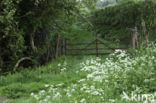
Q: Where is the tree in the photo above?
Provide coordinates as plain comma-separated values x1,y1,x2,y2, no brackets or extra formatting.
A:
90,0,156,45
0,0,97,73
0,0,77,73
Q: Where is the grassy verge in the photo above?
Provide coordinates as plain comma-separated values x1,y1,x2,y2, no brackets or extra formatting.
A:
0,44,156,103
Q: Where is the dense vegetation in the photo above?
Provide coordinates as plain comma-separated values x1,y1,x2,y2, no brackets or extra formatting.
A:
0,0,73,72
0,43,156,103
91,0,156,43
0,0,97,73
1,0,156,73
0,0,156,103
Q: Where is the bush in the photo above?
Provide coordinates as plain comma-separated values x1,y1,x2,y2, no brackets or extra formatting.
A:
90,1,156,41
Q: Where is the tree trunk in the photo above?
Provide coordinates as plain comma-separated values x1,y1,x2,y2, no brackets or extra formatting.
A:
135,27,139,47
30,6,50,52
30,27,37,52
55,35,61,58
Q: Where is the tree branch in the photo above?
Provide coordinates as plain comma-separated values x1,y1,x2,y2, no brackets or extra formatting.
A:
13,57,32,71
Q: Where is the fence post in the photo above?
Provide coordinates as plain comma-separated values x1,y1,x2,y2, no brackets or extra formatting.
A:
130,26,139,49
96,39,98,56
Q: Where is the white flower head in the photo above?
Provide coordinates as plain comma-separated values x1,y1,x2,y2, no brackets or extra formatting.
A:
80,98,86,103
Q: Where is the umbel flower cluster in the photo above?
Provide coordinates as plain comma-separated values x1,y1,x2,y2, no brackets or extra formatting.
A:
30,44,156,103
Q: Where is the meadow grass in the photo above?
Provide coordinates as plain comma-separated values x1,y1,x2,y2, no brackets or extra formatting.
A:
0,43,156,103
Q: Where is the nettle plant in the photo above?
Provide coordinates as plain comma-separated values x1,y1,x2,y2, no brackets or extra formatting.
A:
30,43,156,103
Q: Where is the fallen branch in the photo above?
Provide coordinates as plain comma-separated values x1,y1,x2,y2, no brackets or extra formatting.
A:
13,57,32,71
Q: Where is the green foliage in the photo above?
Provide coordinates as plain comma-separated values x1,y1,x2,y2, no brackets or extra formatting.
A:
0,0,25,72
80,0,98,9
0,43,155,103
0,0,83,73
0,56,87,98
90,0,156,41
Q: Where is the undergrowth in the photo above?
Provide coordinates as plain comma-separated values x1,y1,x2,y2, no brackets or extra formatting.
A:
0,43,156,103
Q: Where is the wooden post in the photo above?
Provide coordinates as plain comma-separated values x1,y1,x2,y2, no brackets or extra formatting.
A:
96,39,98,56
130,27,138,49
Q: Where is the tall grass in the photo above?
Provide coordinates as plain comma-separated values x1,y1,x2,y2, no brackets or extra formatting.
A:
0,43,156,103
